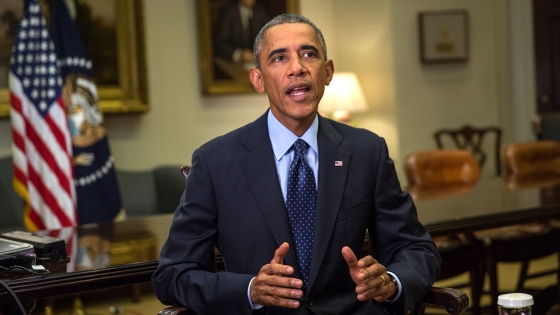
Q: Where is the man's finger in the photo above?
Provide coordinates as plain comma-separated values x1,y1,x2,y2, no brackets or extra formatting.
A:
341,246,358,268
358,255,378,269
271,242,290,264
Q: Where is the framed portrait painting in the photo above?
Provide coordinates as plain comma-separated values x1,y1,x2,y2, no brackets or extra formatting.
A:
418,10,469,64
196,0,299,95
0,0,148,118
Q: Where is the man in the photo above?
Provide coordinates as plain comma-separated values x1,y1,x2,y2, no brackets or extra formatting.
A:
152,13,440,315
213,0,271,66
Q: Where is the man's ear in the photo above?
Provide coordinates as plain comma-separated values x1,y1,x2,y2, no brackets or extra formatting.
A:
325,60,335,86
249,68,265,93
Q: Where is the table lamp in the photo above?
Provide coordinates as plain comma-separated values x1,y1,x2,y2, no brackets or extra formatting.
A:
319,72,368,124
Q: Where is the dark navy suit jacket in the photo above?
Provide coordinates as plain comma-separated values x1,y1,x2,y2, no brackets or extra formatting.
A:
152,111,441,314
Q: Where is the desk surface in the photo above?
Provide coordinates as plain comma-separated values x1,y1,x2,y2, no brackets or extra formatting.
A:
2,175,560,304
412,176,560,236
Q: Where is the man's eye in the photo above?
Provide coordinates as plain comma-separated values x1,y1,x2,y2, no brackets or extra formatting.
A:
273,56,285,61
303,52,316,58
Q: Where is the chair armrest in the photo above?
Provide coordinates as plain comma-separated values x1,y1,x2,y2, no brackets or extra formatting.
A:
420,287,469,314
158,287,470,315
158,306,188,315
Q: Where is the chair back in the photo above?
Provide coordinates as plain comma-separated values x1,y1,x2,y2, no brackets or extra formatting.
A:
116,169,159,218
502,140,560,177
434,124,502,176
405,149,481,187
154,165,187,214
116,165,187,217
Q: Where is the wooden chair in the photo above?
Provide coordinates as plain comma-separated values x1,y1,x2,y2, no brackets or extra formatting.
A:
404,149,484,315
474,140,560,315
158,287,469,315
434,125,502,176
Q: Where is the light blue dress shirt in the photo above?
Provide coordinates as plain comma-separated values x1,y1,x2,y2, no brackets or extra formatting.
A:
268,110,319,199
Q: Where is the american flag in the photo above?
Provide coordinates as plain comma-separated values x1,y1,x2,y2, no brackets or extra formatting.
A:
10,0,77,231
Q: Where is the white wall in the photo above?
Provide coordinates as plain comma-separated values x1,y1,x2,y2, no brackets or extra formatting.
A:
0,0,538,184
331,0,399,171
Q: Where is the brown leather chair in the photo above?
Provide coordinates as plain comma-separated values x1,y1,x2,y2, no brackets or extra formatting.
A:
474,140,560,315
404,149,484,315
404,149,481,187
502,140,560,177
434,125,502,176
158,287,469,315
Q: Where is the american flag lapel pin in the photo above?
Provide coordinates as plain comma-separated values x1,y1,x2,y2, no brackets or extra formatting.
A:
335,161,343,167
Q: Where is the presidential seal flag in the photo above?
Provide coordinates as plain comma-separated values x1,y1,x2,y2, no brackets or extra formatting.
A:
49,0,121,224
9,0,77,231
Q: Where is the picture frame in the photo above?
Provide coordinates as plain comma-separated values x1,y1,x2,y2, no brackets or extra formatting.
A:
0,0,148,118
418,10,469,64
196,0,299,95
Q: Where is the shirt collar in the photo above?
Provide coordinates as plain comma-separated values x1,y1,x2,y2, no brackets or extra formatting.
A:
268,110,319,161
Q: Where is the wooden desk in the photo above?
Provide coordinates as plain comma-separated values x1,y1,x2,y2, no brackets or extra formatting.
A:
1,176,559,305
413,177,560,237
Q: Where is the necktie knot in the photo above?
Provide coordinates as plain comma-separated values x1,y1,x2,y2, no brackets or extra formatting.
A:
293,139,308,160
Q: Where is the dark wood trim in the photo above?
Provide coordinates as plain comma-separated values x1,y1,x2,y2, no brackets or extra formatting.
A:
0,261,158,304
425,204,560,237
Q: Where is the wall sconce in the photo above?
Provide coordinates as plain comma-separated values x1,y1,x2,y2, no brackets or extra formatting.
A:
319,72,368,124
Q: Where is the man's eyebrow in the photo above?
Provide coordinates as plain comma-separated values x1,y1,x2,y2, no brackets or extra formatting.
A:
301,45,320,54
267,48,287,60
267,45,320,60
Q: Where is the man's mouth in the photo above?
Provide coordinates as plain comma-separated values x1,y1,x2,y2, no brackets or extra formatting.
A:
286,84,311,96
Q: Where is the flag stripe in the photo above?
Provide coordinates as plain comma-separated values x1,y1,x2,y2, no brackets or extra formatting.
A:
27,168,70,227
23,106,72,194
26,201,46,231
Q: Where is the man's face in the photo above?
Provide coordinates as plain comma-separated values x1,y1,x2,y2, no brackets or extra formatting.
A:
250,23,334,134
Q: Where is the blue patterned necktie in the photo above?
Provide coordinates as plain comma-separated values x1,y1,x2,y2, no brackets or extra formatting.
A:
286,139,317,286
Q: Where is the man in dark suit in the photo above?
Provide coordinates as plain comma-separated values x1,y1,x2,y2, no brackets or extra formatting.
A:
213,0,271,65
152,13,440,315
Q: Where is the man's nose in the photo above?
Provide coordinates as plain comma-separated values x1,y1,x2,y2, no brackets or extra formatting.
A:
288,57,307,77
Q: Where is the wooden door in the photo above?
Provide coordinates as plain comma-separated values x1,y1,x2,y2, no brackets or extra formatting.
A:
534,0,560,113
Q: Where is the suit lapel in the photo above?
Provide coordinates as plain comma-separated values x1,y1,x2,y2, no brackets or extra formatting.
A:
239,112,300,271
308,117,351,289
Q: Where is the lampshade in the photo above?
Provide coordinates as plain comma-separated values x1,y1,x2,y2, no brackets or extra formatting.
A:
319,72,368,119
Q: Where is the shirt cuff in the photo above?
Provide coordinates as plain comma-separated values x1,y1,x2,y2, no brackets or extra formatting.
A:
384,271,403,303
247,277,263,309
